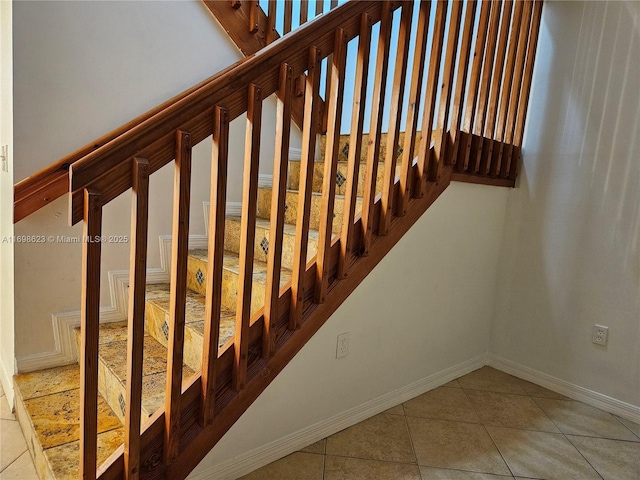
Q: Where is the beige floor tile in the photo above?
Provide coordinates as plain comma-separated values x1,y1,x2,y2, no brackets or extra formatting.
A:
0,395,14,421
442,379,462,388
0,451,39,479
403,387,480,424
325,455,421,480
14,364,80,400
457,367,526,395
0,419,28,471
384,404,405,416
419,467,514,479
326,413,416,463
406,417,510,475
300,439,326,454
515,379,567,399
568,435,640,480
466,390,559,433
533,397,638,441
615,415,640,439
240,452,324,480
486,426,600,480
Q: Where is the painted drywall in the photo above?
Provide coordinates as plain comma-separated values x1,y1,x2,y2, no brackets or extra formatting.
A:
491,1,640,407
0,0,15,404
191,182,509,476
10,0,297,363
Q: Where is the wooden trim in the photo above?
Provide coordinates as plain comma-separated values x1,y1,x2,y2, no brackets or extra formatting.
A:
458,0,490,172
124,158,150,480
449,1,478,165
431,0,463,182
201,107,230,426
339,13,372,278
451,171,515,188
80,188,103,480
164,131,192,464
203,0,266,55
316,28,348,304
361,1,392,255
379,0,413,235
68,1,384,225
264,64,293,357
234,84,263,391
290,47,322,329
398,0,430,216
416,0,446,195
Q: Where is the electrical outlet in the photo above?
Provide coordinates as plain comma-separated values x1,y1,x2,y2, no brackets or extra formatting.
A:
1,145,8,172
336,333,349,359
592,324,609,346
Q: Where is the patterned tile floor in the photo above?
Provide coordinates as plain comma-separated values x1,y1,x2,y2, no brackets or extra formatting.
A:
1,367,638,479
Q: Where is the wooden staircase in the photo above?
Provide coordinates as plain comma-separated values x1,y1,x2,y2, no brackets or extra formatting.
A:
11,1,543,479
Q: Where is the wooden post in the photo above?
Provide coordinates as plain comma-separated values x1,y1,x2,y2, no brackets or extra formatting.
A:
124,158,149,480
164,130,192,464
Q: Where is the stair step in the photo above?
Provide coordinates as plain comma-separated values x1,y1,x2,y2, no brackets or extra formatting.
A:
224,216,318,270
13,365,123,480
317,130,422,164
257,187,364,234
186,250,292,315
145,284,236,371
287,159,401,197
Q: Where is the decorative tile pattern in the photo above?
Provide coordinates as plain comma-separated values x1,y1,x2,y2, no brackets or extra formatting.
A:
161,320,169,340
336,171,346,187
118,393,126,417
260,236,269,255
195,268,205,286
341,142,350,158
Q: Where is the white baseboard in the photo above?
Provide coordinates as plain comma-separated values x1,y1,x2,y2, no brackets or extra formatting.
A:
188,353,488,480
15,234,208,373
487,354,640,424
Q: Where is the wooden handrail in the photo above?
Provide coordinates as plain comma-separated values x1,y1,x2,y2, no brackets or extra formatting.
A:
15,2,543,478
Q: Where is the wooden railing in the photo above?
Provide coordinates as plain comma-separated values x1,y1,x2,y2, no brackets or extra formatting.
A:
13,1,542,478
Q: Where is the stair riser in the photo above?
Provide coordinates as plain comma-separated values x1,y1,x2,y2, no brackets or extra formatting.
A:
287,160,389,197
257,188,363,234
224,218,318,270
318,131,421,165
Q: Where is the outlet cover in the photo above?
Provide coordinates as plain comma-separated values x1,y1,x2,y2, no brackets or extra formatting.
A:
592,324,609,346
336,333,349,359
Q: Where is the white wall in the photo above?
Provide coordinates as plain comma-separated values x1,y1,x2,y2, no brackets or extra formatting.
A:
0,0,15,404
191,182,509,478
491,1,640,407
11,1,289,363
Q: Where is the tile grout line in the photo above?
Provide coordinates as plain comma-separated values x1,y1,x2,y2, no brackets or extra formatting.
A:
562,433,606,480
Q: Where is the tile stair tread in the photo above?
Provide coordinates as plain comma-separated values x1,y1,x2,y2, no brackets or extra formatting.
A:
226,216,320,239
187,249,293,284
13,364,124,480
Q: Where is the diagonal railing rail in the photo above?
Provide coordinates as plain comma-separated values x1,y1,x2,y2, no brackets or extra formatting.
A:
12,1,542,478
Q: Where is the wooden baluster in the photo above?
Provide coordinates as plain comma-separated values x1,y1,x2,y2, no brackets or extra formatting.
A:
316,0,323,16
448,1,478,166
233,84,262,391
471,0,504,172
300,0,308,25
415,0,447,196
490,0,523,176
267,1,277,45
201,107,229,426
330,0,338,11
510,0,543,181
79,188,102,480
361,1,392,255
315,28,347,304
264,64,293,357
290,47,321,330
379,1,413,235
501,0,534,178
430,0,463,183
398,0,431,216
338,13,372,278
458,0,491,172
284,1,293,34
249,1,259,33
164,130,192,464
124,158,149,480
